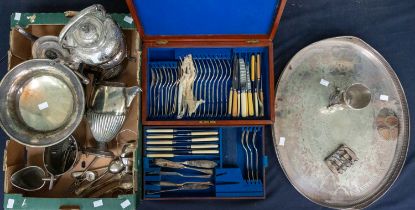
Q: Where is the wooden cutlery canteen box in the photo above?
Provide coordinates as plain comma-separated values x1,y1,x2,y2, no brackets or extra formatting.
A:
126,0,286,200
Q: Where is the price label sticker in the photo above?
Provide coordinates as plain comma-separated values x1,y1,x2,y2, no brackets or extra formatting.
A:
93,200,103,207
120,199,131,209
320,79,329,87
279,137,286,146
7,199,14,209
38,102,49,110
123,16,133,24
380,94,389,101
14,13,21,21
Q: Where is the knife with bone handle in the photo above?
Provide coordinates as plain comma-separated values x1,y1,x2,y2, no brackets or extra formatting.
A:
146,137,219,145
146,144,218,151
146,150,219,158
146,133,218,139
251,54,259,117
230,56,239,117
239,58,248,117
256,54,264,116
246,59,254,116
146,129,218,135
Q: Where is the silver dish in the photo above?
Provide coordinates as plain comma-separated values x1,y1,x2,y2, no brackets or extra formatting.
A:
273,36,409,209
32,36,70,60
11,166,47,191
15,25,70,61
0,59,85,147
59,4,126,78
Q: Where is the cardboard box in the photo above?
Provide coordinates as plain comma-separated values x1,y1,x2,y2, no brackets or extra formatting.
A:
3,12,141,210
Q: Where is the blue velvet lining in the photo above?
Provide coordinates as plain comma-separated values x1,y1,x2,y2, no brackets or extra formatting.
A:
143,126,264,198
146,47,270,121
132,0,280,35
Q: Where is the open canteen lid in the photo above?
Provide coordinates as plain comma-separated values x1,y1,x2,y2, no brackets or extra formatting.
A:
125,0,287,40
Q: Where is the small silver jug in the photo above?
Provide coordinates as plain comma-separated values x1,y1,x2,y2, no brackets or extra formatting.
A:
86,82,140,157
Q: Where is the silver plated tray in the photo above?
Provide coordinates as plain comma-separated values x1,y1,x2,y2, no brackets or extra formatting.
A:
273,36,409,209
0,59,85,147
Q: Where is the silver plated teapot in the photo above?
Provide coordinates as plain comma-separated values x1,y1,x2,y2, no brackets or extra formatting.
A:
59,4,126,79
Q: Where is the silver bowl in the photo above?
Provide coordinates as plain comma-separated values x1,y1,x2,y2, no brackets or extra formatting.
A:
0,59,85,147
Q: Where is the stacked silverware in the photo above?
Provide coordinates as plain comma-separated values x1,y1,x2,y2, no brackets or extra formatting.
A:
149,63,180,117
240,127,260,183
144,127,220,195
148,55,232,119
229,54,264,118
145,128,220,158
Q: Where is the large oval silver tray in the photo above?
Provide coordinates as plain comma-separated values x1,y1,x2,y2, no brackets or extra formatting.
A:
273,36,409,209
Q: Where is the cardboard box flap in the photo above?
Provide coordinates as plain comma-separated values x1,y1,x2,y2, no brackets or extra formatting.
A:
126,0,286,40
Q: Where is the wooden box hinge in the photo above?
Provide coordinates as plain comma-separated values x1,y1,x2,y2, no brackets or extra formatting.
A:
155,39,169,45
246,39,259,44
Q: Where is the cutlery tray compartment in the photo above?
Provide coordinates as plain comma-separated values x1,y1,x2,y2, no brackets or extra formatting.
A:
143,126,265,199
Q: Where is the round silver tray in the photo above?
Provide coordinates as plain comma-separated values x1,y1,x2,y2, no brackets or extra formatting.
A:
273,36,409,209
0,59,85,147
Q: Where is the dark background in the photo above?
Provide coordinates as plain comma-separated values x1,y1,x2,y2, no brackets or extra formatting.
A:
1,0,415,209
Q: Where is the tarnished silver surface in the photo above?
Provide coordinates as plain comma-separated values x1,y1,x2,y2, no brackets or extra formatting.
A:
87,111,126,143
59,4,126,77
14,26,70,61
44,136,79,176
11,166,46,191
273,36,409,209
0,59,85,147
43,135,79,190
32,36,70,60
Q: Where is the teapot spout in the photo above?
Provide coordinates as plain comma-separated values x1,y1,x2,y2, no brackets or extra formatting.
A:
125,86,141,107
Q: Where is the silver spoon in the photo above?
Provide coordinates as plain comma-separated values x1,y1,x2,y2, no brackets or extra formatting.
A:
74,159,125,196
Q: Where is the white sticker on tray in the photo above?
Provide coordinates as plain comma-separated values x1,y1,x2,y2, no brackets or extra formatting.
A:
120,199,131,209
38,102,49,110
279,137,286,146
93,199,103,207
123,16,133,24
380,94,389,101
14,13,21,21
6,199,14,209
320,79,329,87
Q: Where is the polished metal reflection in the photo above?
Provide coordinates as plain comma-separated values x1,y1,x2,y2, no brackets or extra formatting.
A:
59,4,126,79
0,59,85,147
344,83,371,109
86,82,140,157
328,83,372,110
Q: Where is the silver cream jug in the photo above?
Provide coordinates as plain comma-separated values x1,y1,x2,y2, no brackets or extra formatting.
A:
86,82,140,157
